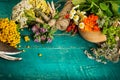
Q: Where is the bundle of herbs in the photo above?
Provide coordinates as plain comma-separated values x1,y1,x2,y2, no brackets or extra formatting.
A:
12,0,59,44
71,0,120,63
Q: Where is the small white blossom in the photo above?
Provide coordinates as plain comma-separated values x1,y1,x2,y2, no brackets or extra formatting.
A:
69,9,76,19
73,15,79,22
79,11,86,17
79,22,85,29
69,13,74,19
80,11,86,15
73,5,80,10
76,10,81,15
70,9,76,14
24,3,32,10
19,17,28,27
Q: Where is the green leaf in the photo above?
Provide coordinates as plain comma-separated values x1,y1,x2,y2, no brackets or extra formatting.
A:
110,2,120,16
96,8,104,17
53,14,59,19
49,28,56,35
43,23,50,29
100,3,108,11
105,9,113,17
72,0,86,5
91,0,99,3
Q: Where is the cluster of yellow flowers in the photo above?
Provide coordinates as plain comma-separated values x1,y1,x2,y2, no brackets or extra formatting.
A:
29,0,50,14
0,18,20,47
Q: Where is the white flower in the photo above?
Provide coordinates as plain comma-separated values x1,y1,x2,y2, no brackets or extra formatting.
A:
19,17,28,28
24,1,32,10
73,5,80,10
69,9,76,19
80,11,86,15
79,11,86,17
20,17,27,24
70,9,76,15
73,15,79,22
69,13,74,19
76,10,80,15
79,22,85,29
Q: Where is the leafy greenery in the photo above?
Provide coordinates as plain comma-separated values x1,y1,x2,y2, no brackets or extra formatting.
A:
72,0,120,18
103,25,120,46
72,0,120,46
72,0,120,63
97,16,120,46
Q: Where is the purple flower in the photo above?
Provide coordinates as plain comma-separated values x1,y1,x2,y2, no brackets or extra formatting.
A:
39,28,47,33
47,38,52,43
41,36,46,41
32,25,39,33
35,31,40,36
34,38,39,42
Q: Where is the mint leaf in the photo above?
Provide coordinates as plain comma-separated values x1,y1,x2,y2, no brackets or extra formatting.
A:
96,9,104,18
110,2,120,16
100,3,108,11
105,9,113,17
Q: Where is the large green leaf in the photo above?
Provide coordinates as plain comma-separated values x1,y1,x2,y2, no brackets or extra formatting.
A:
72,0,86,5
110,2,120,16
103,7,113,17
100,3,108,11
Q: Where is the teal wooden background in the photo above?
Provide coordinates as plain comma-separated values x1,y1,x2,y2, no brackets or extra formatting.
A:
0,0,120,80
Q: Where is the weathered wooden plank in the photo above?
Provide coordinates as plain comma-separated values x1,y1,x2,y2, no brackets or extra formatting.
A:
0,48,120,80
0,0,120,80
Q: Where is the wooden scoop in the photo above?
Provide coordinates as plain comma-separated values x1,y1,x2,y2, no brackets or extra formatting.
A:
79,29,107,43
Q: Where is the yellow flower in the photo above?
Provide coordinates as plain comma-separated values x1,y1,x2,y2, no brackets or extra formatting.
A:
0,18,20,47
24,36,30,42
35,0,50,14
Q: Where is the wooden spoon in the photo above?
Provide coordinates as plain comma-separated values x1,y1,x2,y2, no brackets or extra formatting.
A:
79,29,107,43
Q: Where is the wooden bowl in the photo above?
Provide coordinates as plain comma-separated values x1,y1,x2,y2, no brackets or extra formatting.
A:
78,29,107,43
